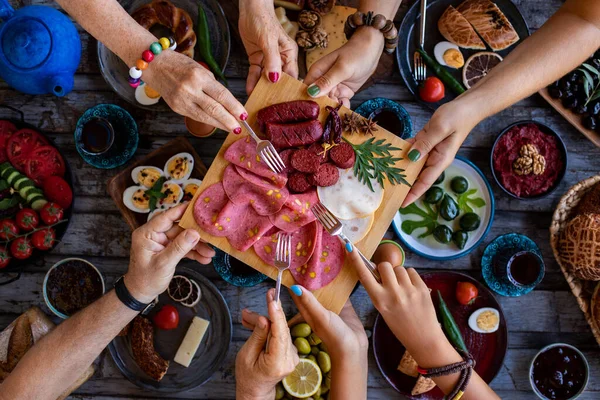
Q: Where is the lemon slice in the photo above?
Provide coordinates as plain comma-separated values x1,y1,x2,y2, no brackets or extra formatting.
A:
282,358,322,398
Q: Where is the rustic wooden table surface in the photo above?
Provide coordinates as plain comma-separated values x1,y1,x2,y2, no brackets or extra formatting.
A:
1,0,598,399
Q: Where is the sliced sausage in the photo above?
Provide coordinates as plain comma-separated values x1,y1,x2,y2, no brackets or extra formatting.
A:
266,120,323,150
290,148,321,173
279,149,296,175
308,142,329,164
311,163,339,187
288,172,313,193
257,100,320,131
329,142,355,169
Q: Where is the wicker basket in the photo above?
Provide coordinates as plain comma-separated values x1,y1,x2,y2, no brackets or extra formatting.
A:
550,175,600,346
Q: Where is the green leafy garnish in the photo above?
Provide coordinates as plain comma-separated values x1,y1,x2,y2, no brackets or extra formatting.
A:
456,189,486,213
343,137,410,192
399,202,438,238
145,177,167,211
577,63,600,106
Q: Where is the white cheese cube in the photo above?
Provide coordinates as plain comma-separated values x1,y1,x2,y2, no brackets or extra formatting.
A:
174,316,210,368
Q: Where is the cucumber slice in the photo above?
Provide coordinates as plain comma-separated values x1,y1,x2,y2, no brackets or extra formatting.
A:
26,190,43,204
31,198,47,211
14,177,33,191
0,162,13,178
7,170,21,185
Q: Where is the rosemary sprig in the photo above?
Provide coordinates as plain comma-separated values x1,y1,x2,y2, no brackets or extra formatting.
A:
577,63,600,107
343,137,411,192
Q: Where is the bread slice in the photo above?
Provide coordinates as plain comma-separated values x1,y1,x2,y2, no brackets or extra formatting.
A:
397,350,419,377
438,6,486,49
131,316,169,381
456,0,519,51
412,375,437,395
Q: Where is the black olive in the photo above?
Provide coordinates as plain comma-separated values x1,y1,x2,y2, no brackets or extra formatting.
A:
564,89,574,98
583,116,597,130
568,72,579,82
575,104,588,115
549,87,563,99
559,79,571,91
551,80,561,88
588,102,600,116
563,96,578,109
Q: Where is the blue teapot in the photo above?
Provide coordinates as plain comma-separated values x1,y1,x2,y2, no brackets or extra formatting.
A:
0,0,81,96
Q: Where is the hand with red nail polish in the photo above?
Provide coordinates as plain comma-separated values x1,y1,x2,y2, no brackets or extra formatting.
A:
236,289,299,400
239,0,298,95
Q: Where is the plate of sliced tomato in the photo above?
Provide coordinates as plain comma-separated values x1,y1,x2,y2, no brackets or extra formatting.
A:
0,105,74,285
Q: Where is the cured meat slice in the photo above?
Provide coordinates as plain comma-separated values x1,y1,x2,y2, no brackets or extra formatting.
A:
223,165,289,216
291,149,321,173
234,165,281,189
266,120,324,150
291,226,345,290
257,100,320,131
329,142,355,169
308,142,329,164
193,182,246,237
226,207,274,251
254,221,319,269
224,136,287,188
269,190,318,232
288,172,313,194
310,163,339,187
279,149,296,176
456,0,519,51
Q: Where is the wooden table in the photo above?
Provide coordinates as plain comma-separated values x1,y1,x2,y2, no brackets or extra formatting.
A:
1,0,597,399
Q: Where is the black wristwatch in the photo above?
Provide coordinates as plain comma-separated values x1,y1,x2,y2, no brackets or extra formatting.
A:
114,276,156,314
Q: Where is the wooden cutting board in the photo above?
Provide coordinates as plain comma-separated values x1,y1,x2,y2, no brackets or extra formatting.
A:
180,73,426,313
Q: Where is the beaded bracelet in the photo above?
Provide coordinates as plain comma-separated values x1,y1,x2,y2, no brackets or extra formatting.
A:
417,350,475,400
128,37,177,88
344,11,398,54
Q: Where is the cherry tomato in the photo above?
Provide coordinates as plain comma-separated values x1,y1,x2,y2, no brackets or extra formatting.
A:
0,247,10,269
10,237,32,260
456,281,479,305
31,228,56,251
419,77,445,103
0,219,19,241
43,176,73,209
152,305,180,330
15,208,39,232
40,202,64,225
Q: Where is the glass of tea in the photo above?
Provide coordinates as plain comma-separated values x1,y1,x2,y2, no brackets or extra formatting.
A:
77,117,115,155
494,250,545,291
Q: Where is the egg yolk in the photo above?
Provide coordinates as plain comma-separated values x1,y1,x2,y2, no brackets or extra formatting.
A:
144,85,161,99
183,183,199,201
168,157,190,180
443,49,464,69
137,168,161,187
162,183,181,204
476,311,499,332
132,189,150,209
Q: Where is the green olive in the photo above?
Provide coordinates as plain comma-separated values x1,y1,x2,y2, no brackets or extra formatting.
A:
423,186,444,204
439,194,459,221
459,212,481,232
451,176,469,194
307,332,322,346
319,342,328,352
294,337,311,355
318,351,332,373
275,383,285,400
452,230,469,250
320,384,330,395
325,371,332,389
434,171,446,185
291,323,312,338
307,354,317,363
311,345,320,355
433,225,453,244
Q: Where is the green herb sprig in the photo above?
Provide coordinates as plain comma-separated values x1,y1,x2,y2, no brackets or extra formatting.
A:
343,137,410,192
145,177,167,211
456,189,486,213
577,63,600,107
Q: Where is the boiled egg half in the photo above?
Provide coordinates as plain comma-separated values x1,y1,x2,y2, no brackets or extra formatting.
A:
164,152,194,183
182,178,203,202
159,180,184,207
468,307,500,334
434,42,464,69
135,82,161,106
131,166,163,188
123,185,151,213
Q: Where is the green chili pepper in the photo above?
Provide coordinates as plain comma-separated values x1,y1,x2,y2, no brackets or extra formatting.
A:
417,49,465,95
437,290,468,353
196,5,228,85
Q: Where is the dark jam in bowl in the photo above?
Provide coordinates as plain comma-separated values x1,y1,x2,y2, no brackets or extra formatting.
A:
532,346,587,399
46,260,103,316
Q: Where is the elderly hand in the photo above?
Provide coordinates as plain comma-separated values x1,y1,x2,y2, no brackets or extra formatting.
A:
237,289,299,400
304,28,383,107
402,97,482,207
239,0,298,94
123,204,215,304
142,50,247,133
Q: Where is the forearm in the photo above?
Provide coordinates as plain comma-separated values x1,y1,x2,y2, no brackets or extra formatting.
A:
329,350,368,400
460,0,600,121
0,290,137,400
55,0,156,66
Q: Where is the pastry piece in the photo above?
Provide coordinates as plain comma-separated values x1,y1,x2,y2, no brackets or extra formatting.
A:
438,6,485,50
559,213,600,281
577,183,600,216
412,375,437,395
397,350,419,377
130,316,170,381
456,0,519,51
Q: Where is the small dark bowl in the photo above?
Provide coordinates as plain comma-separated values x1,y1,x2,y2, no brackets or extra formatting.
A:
490,120,568,200
354,98,414,140
212,248,268,287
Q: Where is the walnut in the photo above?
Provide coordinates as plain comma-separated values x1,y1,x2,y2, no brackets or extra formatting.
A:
513,156,533,176
512,143,546,176
532,153,546,175
306,0,335,15
298,10,321,30
296,27,328,50
520,143,538,157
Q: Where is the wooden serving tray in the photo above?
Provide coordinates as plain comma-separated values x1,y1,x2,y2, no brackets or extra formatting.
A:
179,73,426,313
107,137,207,230
539,88,600,147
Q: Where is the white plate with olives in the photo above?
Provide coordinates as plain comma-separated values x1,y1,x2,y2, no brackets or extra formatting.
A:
392,157,495,260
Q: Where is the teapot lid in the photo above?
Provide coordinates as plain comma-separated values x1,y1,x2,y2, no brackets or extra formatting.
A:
1,18,51,70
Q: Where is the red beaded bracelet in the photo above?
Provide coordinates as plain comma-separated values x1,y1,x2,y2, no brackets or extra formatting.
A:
128,37,176,88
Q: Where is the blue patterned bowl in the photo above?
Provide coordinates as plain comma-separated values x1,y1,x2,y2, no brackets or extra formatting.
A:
74,104,138,169
212,248,268,287
354,98,413,140
481,233,545,297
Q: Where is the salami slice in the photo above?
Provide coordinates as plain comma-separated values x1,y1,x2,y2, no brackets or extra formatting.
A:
235,165,282,189
224,136,287,188
193,182,247,236
226,207,274,251
254,221,319,269
269,190,318,232
223,164,289,216
291,226,345,290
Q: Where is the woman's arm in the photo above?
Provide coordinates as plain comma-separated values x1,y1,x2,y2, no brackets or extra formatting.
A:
404,0,600,206
55,0,246,133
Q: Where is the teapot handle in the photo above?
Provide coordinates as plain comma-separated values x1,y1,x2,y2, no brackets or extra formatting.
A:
0,0,14,22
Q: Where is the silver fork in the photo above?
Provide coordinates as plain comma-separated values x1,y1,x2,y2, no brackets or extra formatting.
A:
240,120,285,174
312,202,382,283
274,231,292,303
413,0,427,82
